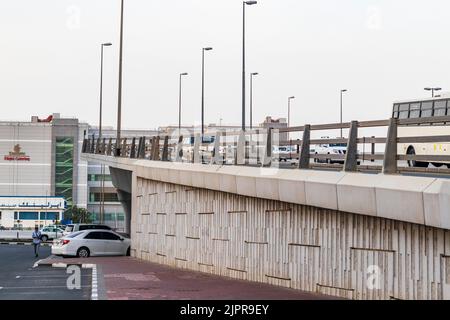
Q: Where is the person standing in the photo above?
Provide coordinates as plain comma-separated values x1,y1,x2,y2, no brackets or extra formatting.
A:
32,226,42,258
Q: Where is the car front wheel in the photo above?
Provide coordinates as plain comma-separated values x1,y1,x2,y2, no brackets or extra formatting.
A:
77,247,90,258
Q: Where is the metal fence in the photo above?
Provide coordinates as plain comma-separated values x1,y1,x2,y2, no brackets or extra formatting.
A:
82,116,450,176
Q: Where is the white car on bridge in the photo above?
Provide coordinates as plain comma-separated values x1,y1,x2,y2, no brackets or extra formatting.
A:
52,229,131,258
313,138,347,164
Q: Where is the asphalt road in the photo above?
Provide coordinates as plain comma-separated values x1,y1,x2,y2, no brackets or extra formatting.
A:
0,245,91,300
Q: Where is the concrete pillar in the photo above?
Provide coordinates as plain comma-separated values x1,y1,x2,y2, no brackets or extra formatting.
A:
236,131,246,165
176,136,184,162
212,131,222,165
162,136,169,161
130,137,136,158
262,128,272,167
193,133,201,164
299,125,311,169
344,121,359,172
117,189,132,235
107,138,112,156
152,136,161,161
383,118,398,175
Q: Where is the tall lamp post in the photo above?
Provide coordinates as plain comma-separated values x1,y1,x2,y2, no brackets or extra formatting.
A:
178,72,188,134
242,1,258,131
250,72,258,130
115,0,125,156
99,42,112,224
288,96,295,128
288,96,295,140
424,87,442,98
201,47,213,137
340,89,347,138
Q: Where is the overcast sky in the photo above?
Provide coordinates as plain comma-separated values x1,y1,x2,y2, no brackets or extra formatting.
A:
1,0,450,130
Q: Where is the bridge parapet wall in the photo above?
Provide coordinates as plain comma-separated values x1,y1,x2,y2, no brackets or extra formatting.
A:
82,154,450,300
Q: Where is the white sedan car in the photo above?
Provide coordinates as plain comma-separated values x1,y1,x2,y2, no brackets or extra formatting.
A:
52,230,131,258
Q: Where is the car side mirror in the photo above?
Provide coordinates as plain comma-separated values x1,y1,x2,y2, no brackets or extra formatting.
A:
120,238,124,241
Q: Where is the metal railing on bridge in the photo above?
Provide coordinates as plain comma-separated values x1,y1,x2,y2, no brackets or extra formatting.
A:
82,116,450,177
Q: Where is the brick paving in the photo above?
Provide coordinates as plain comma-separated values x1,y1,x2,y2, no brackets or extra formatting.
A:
39,256,337,300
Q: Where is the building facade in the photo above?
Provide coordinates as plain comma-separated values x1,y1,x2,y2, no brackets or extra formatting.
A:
0,114,88,228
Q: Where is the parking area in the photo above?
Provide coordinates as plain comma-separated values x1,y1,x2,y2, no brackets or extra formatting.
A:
0,245,91,300
39,255,334,300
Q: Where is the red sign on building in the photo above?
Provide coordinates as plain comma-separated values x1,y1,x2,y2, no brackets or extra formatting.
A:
4,145,30,161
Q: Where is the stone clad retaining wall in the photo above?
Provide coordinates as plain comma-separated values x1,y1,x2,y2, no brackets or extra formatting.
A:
81,154,450,300
132,177,450,300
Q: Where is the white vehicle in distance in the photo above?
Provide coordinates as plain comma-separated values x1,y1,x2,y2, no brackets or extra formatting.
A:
52,230,131,258
273,146,298,162
392,95,450,168
63,223,112,236
313,137,347,164
40,226,65,242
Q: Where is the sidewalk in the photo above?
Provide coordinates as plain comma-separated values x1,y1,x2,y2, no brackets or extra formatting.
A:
38,256,335,300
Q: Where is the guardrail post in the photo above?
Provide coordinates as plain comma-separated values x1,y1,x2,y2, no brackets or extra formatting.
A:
137,137,142,158
371,136,375,162
121,138,127,157
162,136,169,161
82,139,87,153
344,121,359,172
299,125,311,169
138,137,146,159
95,138,101,154
192,133,201,163
90,135,95,154
152,136,160,160
176,135,183,162
236,130,246,165
383,118,398,174
107,138,112,156
130,137,136,158
262,128,272,167
211,131,222,165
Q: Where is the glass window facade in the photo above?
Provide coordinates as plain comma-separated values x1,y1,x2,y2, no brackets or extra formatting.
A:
55,137,74,205
88,174,112,182
89,192,119,203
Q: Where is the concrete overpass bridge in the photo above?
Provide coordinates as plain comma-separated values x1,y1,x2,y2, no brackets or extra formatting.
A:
82,117,450,300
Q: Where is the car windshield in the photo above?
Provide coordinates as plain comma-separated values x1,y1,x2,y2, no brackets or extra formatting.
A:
66,231,84,238
64,225,74,232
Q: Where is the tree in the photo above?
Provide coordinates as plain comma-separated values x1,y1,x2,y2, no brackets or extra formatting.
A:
64,206,93,224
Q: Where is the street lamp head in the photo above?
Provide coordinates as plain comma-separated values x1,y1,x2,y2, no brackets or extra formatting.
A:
203,47,213,51
245,1,258,5
424,88,431,91
102,43,112,47
435,88,442,91
289,96,295,100
251,72,259,76
341,89,348,93
181,72,188,76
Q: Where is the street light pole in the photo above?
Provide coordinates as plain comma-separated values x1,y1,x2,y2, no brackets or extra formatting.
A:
340,89,347,138
201,47,213,137
288,96,295,140
424,87,442,98
250,72,258,130
115,0,124,156
288,96,295,128
178,72,188,134
242,1,258,132
99,42,112,224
